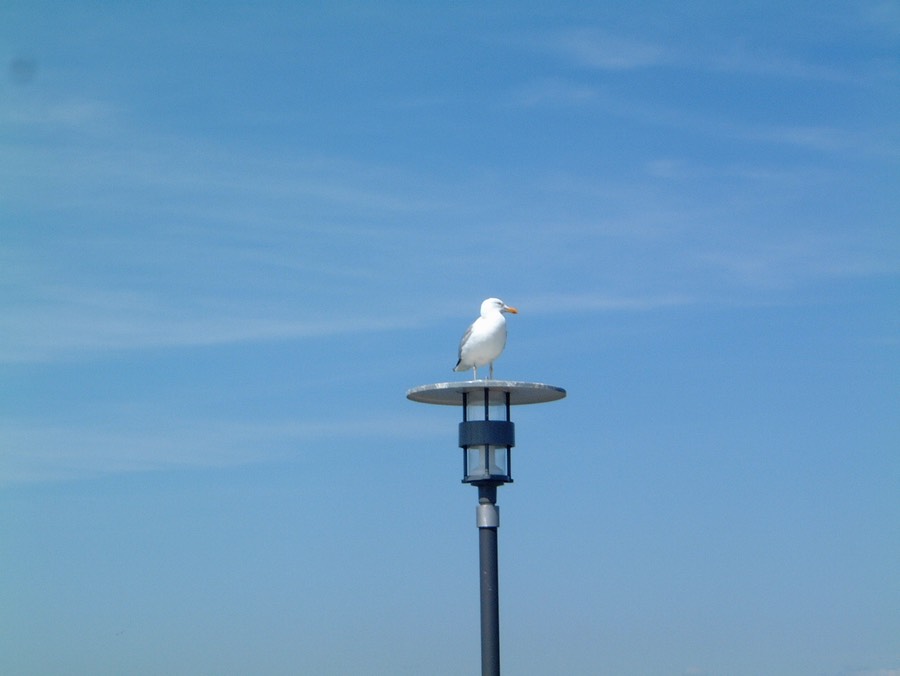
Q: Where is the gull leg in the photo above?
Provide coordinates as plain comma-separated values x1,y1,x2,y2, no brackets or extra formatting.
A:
489,362,494,379
473,366,478,379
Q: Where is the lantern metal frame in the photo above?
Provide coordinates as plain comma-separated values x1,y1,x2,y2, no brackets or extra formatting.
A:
460,388,515,484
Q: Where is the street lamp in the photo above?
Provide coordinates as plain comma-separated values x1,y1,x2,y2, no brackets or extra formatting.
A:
406,379,566,676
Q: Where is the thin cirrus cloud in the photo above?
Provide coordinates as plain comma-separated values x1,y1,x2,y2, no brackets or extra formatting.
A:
0,285,429,363
538,25,871,83
4,126,445,220
540,28,671,71
520,291,697,314
0,414,445,485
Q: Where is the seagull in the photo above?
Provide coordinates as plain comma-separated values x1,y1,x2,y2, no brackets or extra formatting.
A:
454,298,518,380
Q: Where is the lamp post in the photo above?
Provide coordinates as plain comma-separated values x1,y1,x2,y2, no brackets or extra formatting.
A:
406,380,566,676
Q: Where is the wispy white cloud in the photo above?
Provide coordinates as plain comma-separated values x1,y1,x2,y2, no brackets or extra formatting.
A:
541,28,670,71
521,291,697,314
644,157,836,183
3,131,445,219
508,76,899,158
697,44,858,83
5,97,121,130
0,414,445,485
533,21,888,85
508,22,896,161
860,0,900,36
695,234,899,289
0,85,123,132
509,77,604,108
737,123,898,156
0,284,430,363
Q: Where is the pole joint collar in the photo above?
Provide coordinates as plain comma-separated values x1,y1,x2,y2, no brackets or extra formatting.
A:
477,503,499,528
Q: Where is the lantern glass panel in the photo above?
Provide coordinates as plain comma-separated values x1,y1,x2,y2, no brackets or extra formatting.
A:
464,397,508,422
489,402,506,421
466,445,509,480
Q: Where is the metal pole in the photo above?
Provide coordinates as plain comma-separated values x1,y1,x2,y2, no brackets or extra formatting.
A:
406,381,566,676
477,484,500,676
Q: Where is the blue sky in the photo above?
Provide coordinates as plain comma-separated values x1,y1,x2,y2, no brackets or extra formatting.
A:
1,2,898,674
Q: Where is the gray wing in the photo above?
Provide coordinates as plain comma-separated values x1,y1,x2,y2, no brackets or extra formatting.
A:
458,323,474,358
454,321,475,370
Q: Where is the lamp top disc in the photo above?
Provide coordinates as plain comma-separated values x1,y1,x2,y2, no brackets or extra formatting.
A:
406,380,566,406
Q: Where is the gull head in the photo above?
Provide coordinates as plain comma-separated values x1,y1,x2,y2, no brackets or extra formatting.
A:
481,297,518,317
